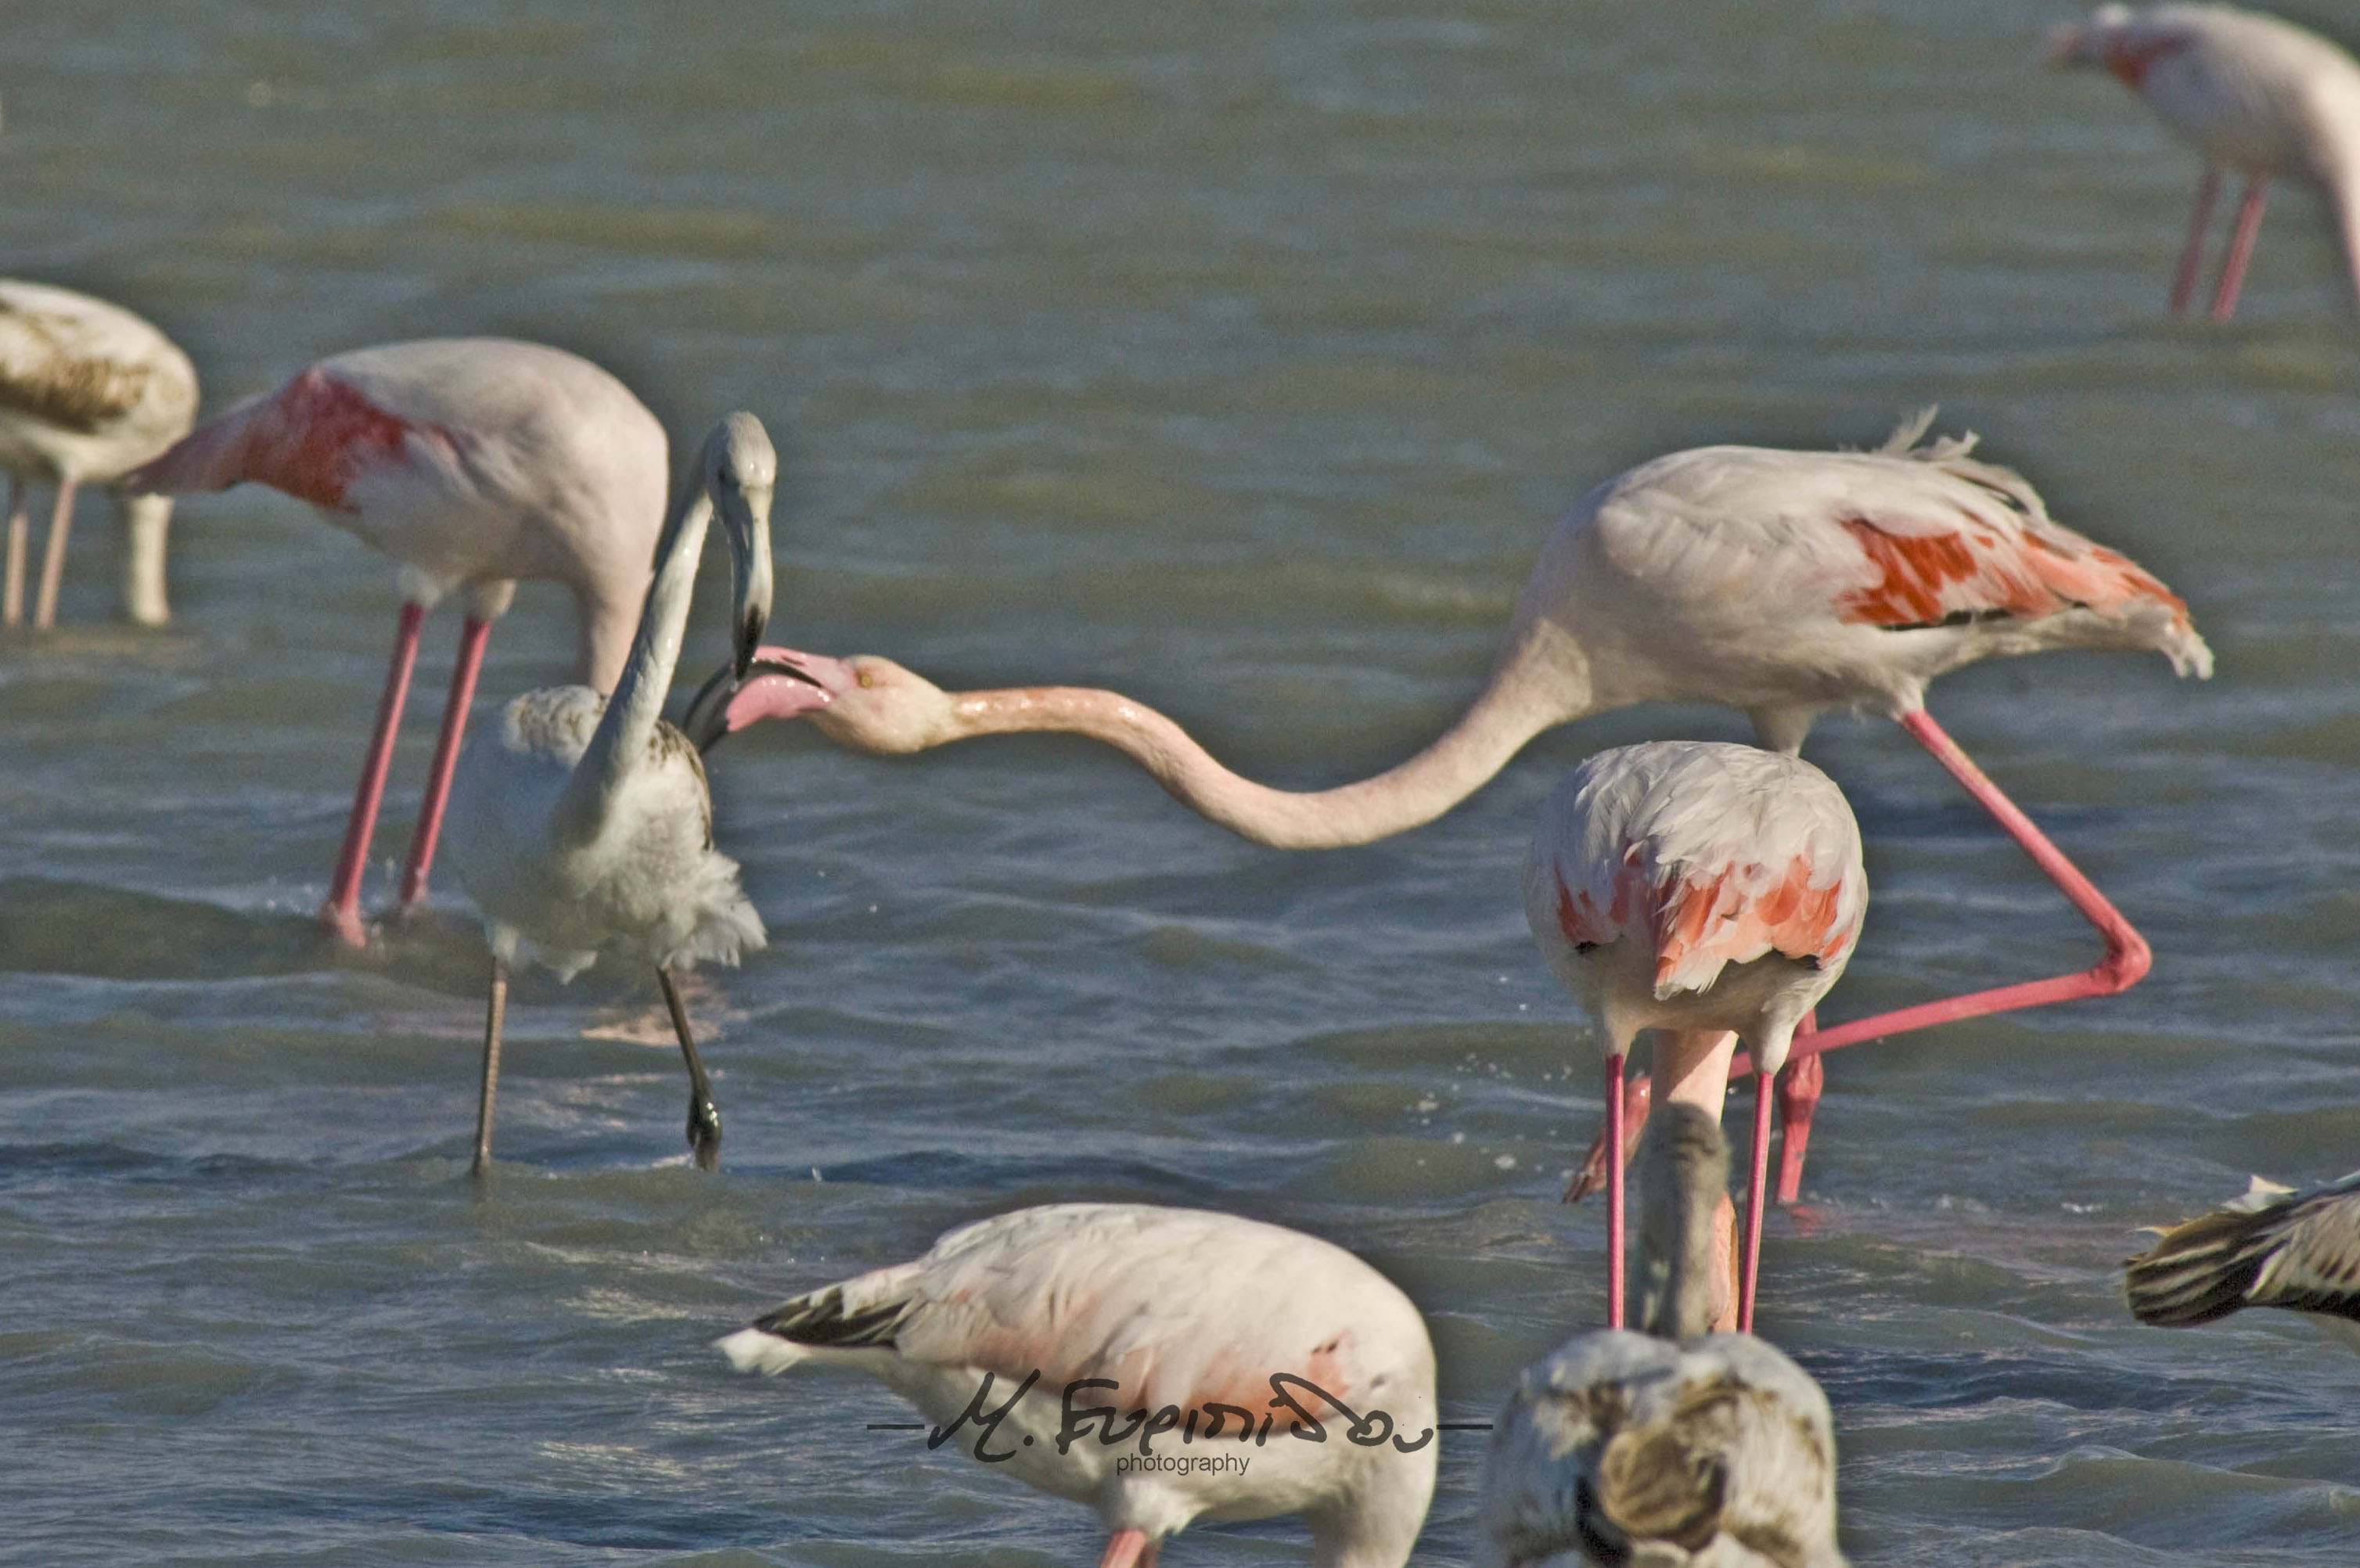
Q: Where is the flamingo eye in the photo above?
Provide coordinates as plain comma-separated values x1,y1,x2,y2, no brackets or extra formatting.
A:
858,671,875,689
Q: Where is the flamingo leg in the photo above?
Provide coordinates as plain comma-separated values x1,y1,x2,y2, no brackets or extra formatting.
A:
1565,1068,1653,1202
322,602,426,948
472,953,508,1176
1099,1530,1153,1568
2,475,26,627
2210,178,2268,322
396,614,492,916
1773,1047,1824,1204
31,475,79,630
2169,166,2221,315
1604,1050,1626,1329
659,968,723,1171
1737,1070,1773,1332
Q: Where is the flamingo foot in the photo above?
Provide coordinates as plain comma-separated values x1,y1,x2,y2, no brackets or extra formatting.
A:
1566,1070,1653,1202
317,899,372,950
687,1096,723,1173
1774,1052,1824,1204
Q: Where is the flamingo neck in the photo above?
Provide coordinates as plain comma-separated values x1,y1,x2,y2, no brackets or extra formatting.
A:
555,486,712,843
1637,1102,1730,1343
936,638,1588,849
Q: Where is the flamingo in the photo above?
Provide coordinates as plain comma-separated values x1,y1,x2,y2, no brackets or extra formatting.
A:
1479,1104,1845,1568
440,412,783,1174
2051,4,2360,321
0,279,198,630
693,413,2210,1203
2124,1170,2360,1352
125,337,670,948
1525,742,1865,1333
718,1202,1438,1566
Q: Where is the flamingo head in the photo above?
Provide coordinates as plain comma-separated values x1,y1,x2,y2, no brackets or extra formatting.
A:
2045,5,2129,69
682,647,955,755
702,413,780,678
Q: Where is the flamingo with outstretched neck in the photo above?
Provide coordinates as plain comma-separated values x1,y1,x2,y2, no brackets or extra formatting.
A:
2051,4,2360,321
0,279,197,630
127,337,669,948
719,1202,1438,1566
695,413,2210,1201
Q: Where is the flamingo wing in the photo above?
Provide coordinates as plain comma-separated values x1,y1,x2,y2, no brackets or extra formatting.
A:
0,282,195,448
2125,1169,2360,1328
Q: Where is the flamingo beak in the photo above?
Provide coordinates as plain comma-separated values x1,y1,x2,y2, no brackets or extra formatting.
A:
680,646,850,751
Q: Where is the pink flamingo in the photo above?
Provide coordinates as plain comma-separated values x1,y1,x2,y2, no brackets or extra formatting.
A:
696,413,2210,1200
2051,4,2360,321
127,338,668,948
0,279,198,630
719,1202,1437,1566
1525,742,1865,1332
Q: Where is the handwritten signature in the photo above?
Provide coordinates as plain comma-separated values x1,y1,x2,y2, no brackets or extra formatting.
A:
923,1371,1435,1464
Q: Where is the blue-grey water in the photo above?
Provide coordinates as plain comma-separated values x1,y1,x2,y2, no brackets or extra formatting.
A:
5,1,2358,1562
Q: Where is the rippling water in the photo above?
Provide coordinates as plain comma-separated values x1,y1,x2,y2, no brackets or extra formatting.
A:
5,2,2359,1563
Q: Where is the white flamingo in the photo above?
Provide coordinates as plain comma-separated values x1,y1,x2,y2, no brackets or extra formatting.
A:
694,414,2201,1207
441,413,782,1174
127,337,670,946
2051,4,2360,320
1525,742,1865,1334
2124,1169,2360,1351
1479,1103,1846,1568
718,1202,1437,1566
0,279,197,629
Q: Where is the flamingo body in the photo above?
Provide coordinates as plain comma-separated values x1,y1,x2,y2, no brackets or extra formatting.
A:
128,337,671,942
1524,743,1865,1078
445,689,756,981
0,280,198,627
720,1202,1437,1566
133,337,667,675
2124,1169,2360,1350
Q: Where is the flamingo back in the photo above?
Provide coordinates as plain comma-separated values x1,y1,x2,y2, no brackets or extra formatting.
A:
1527,742,1865,1004
0,280,197,481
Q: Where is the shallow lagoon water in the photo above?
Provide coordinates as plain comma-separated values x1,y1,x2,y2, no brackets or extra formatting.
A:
4,2,2360,1562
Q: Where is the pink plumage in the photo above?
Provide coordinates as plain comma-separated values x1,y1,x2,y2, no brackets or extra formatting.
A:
720,1203,1438,1567
130,337,670,946
2052,4,2360,318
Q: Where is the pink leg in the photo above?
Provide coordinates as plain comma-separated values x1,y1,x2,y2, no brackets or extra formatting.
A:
1736,1070,1772,1333
1565,1067,1653,1202
1099,1528,1153,1568
322,602,426,948
2169,167,2221,315
32,476,79,630
2210,178,2267,322
1604,1050,1627,1329
1773,1048,1823,1204
397,615,491,915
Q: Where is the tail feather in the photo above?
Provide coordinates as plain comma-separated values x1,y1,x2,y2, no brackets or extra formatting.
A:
2124,1205,2287,1327
718,1275,920,1377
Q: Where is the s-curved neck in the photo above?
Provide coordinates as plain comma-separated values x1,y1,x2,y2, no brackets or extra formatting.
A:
928,631,1589,849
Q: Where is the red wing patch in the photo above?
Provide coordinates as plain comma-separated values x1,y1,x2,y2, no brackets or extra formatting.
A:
250,369,458,510
1653,854,1855,994
1834,516,2192,634
2103,32,2195,89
